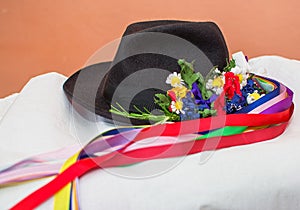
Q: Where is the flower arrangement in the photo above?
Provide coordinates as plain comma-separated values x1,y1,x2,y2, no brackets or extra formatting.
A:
110,52,268,123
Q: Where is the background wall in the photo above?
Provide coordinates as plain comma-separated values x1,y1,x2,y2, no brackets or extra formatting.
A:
0,0,299,98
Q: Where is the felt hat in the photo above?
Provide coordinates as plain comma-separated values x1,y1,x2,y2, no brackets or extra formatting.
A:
63,20,229,125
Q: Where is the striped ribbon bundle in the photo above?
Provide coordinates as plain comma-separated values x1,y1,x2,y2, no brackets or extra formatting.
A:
0,75,294,210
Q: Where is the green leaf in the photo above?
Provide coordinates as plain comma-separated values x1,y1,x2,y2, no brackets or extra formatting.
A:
153,93,181,121
109,103,170,124
154,93,170,108
178,59,194,71
154,93,172,114
199,108,217,118
205,66,219,82
178,59,201,89
154,93,170,103
223,58,236,72
178,59,212,100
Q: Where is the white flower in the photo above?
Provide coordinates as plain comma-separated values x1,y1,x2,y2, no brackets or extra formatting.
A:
247,90,265,104
236,73,249,88
230,66,243,75
206,75,224,95
229,51,252,88
214,68,221,74
166,72,184,87
170,100,185,114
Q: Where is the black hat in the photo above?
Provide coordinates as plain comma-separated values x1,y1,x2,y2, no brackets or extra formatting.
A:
63,20,229,125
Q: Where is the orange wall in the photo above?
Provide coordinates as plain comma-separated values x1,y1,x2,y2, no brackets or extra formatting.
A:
0,0,299,98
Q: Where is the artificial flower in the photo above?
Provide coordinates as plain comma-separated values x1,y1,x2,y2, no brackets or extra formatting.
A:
180,92,200,120
170,86,188,99
247,90,265,104
224,72,241,100
167,90,176,101
166,72,184,87
236,73,248,87
230,65,249,88
112,55,273,123
206,76,224,95
214,68,222,74
230,51,252,88
226,93,246,113
241,79,255,98
170,100,185,114
230,66,245,75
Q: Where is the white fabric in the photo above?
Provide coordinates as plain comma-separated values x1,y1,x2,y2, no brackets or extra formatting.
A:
0,56,300,210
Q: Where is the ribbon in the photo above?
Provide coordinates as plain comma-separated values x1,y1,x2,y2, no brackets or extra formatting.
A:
6,77,294,209
10,116,293,210
236,76,280,113
10,102,294,210
52,79,295,209
53,151,81,210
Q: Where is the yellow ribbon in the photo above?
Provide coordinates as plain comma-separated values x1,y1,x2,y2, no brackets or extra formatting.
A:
53,151,80,210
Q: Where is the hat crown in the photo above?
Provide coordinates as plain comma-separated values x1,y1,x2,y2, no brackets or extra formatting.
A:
100,21,229,116
63,20,229,125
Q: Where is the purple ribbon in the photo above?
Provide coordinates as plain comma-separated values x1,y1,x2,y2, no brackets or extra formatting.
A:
261,86,293,114
191,82,217,109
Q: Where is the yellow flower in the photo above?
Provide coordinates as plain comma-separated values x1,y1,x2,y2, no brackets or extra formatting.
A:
236,73,248,87
212,76,224,88
237,74,243,83
171,86,188,98
247,90,265,104
171,100,185,114
206,76,224,95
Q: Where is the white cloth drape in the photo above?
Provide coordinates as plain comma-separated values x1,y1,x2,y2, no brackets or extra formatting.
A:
0,56,300,210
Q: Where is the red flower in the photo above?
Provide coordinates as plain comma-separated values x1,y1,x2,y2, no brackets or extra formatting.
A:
167,90,176,101
167,90,176,112
223,72,241,100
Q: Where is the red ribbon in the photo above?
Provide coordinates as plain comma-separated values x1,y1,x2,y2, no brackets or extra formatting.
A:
11,104,294,210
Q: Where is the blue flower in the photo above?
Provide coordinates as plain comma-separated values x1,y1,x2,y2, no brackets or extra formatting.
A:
241,79,255,99
180,92,200,120
226,93,247,114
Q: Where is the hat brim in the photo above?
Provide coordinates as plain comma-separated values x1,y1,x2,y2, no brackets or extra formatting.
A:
63,62,154,125
63,62,111,119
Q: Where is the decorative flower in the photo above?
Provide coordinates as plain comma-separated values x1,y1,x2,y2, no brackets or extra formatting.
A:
226,93,246,113
247,90,265,104
170,86,188,99
224,72,241,100
214,68,222,74
230,66,244,75
180,92,200,120
229,52,251,88
206,76,224,95
241,79,255,98
236,73,248,87
170,100,185,114
212,76,224,87
167,90,176,101
230,65,249,88
166,72,184,87
111,54,272,123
